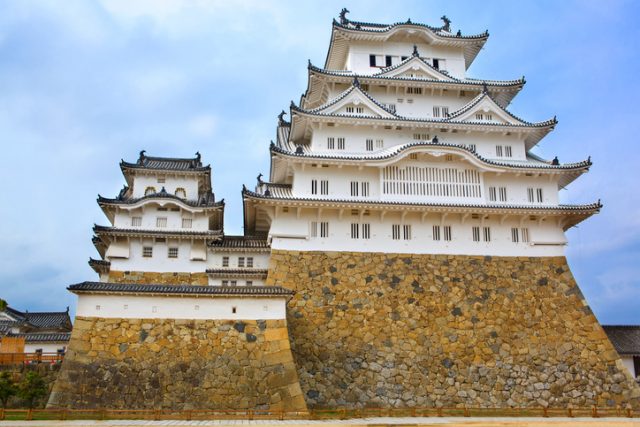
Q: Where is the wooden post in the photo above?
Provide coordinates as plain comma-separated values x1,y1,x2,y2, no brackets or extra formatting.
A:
186,410,192,421
567,407,573,418
61,409,67,420
26,409,32,421
437,407,443,417
463,407,470,417
591,406,598,418
627,407,632,418
249,409,254,420
0,408,4,420
543,407,548,418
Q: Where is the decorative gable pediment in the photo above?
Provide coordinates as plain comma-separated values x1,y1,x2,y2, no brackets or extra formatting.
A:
310,85,397,119
375,56,455,81
449,93,529,126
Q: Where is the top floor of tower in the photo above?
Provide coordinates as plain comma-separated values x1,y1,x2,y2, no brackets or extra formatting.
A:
325,9,488,79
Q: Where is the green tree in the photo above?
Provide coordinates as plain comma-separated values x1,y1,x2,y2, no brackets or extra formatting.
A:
0,299,7,311
0,371,16,408
17,372,47,409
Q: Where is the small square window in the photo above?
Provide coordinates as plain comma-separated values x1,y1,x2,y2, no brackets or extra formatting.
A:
238,257,245,268
247,257,254,267
232,306,237,314
222,256,229,267
182,218,192,228
143,246,153,257
156,217,167,228
131,217,142,227
168,247,178,258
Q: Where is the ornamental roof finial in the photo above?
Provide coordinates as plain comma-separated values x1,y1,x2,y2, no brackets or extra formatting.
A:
432,135,439,144
195,151,201,163
339,8,350,25
588,155,591,163
138,150,146,165
278,110,287,124
482,81,488,93
406,18,412,24
353,75,360,88
552,156,559,165
456,29,461,37
412,45,420,57
257,173,263,183
290,100,295,109
296,145,304,154
441,15,451,32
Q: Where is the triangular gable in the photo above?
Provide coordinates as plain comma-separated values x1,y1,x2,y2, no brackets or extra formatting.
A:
448,92,530,126
374,56,456,81
309,85,398,119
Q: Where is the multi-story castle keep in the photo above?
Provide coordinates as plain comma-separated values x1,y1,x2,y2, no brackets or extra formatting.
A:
50,11,640,411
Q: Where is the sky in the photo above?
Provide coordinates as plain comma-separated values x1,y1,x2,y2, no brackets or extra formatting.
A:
0,0,639,324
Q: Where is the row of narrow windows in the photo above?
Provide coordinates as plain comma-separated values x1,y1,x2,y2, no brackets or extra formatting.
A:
221,280,254,287
309,178,545,204
131,217,193,228
324,136,510,158
221,256,254,268
310,222,531,243
142,246,179,258
144,187,187,198
368,54,446,70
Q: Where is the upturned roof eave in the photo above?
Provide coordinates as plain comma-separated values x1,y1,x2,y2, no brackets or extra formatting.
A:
243,188,601,214
270,141,590,174
326,21,488,70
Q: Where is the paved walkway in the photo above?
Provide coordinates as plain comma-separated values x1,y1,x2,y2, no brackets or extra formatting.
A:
0,417,638,426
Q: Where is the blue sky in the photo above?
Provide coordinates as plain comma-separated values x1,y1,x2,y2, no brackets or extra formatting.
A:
0,0,638,323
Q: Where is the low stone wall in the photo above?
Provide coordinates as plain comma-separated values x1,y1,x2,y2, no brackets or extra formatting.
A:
48,317,307,411
108,271,208,285
267,250,640,409
0,364,60,408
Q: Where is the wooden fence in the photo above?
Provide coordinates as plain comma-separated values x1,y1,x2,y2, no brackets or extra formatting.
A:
0,352,64,365
0,406,635,421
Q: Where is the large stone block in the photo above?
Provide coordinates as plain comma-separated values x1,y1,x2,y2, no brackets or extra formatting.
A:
266,250,640,409
48,317,307,412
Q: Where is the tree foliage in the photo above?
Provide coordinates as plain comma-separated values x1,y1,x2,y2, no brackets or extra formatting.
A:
17,371,47,409
0,371,16,408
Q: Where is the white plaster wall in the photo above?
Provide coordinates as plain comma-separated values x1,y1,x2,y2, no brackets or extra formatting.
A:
76,294,287,320
24,343,67,353
269,209,567,257
113,206,210,230
346,41,466,78
621,356,637,378
484,173,559,205
327,84,477,118
309,126,527,160
132,175,200,199
109,239,207,272
208,278,266,287
208,253,271,269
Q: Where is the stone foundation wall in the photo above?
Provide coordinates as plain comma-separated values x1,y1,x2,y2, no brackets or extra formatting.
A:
48,317,307,411
267,250,640,409
108,271,208,285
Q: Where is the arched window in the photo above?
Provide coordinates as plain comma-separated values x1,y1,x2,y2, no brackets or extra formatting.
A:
175,187,186,199
144,186,156,196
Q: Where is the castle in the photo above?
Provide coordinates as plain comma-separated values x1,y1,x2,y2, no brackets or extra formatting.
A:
49,11,640,411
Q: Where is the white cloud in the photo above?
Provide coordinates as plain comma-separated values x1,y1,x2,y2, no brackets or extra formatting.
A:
187,113,217,138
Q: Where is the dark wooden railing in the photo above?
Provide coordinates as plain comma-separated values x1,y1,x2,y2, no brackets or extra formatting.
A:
0,352,64,365
0,406,635,421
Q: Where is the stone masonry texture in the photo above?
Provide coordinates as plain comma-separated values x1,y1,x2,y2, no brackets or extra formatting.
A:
108,271,208,285
48,317,307,412
267,250,640,409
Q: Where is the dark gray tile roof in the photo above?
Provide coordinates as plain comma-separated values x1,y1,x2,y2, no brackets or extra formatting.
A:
603,325,640,355
8,332,71,343
333,16,488,40
1,307,71,332
68,282,293,297
205,269,269,278
93,225,223,239
209,236,270,250
270,140,591,172
120,152,210,173
98,191,223,209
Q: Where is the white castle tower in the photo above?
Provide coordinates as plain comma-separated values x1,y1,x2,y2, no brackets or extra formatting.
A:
243,11,598,254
